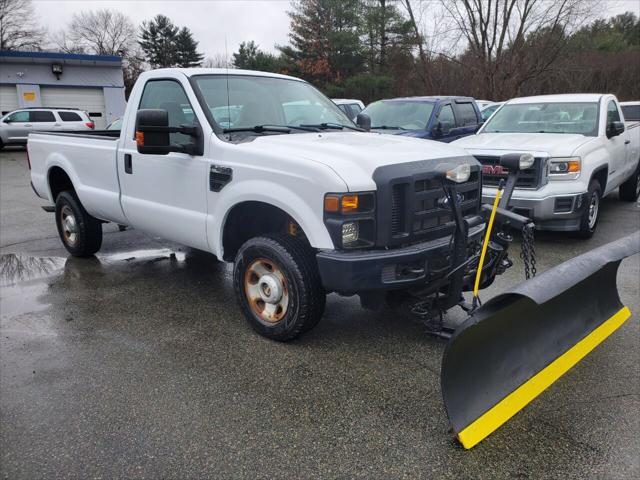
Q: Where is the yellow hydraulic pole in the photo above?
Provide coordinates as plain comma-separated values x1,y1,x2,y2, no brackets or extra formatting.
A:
473,186,504,300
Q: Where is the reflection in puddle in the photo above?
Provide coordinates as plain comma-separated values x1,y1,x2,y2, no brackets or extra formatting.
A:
100,248,186,263
0,254,65,286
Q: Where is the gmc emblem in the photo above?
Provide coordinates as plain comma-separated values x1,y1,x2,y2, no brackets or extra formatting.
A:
482,164,509,176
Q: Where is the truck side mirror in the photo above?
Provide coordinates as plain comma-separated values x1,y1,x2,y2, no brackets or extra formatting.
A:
135,109,203,155
433,121,451,137
606,121,625,138
356,113,371,131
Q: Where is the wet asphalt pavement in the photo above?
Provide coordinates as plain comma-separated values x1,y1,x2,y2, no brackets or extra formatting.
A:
1,147,639,479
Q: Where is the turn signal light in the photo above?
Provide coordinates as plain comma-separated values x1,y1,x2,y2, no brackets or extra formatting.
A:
567,161,580,173
135,131,144,147
341,195,359,213
324,195,340,212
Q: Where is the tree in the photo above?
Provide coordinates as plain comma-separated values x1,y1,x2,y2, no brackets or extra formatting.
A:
232,41,284,72
52,9,136,56
139,14,179,68
283,0,364,86
0,0,44,51
139,15,203,68
438,0,598,99
175,27,204,67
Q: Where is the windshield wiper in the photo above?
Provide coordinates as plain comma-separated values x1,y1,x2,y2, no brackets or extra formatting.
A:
372,125,408,130
300,122,364,132
223,124,321,134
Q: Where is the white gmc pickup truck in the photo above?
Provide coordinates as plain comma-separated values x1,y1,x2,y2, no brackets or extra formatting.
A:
454,94,640,237
28,68,528,340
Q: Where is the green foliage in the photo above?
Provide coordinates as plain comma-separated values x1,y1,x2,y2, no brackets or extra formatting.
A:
139,14,203,68
232,41,284,72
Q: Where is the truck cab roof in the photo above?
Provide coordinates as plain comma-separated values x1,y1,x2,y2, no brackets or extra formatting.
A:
380,96,476,103
507,94,605,104
140,67,306,83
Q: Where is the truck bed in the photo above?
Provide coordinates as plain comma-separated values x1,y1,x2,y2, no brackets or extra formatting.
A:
28,131,127,225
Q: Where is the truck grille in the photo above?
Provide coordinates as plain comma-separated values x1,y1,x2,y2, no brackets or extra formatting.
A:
474,155,543,189
381,170,481,246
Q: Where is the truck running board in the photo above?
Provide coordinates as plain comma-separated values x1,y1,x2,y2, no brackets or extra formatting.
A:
441,232,639,449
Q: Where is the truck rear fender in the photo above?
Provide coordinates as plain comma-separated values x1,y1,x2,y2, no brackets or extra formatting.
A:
211,180,334,260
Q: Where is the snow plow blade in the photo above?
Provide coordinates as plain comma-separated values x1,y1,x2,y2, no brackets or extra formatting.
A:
442,232,640,449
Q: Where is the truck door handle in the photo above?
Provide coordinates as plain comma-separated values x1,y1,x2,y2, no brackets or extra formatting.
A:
124,154,132,174
624,140,630,144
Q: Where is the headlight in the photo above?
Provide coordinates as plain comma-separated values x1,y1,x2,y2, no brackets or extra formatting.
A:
324,192,376,249
548,157,581,180
342,222,359,245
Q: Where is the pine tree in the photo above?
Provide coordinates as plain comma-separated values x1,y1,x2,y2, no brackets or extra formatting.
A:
139,14,179,68
175,27,204,67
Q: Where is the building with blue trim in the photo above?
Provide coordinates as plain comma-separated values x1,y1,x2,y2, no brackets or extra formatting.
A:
0,51,126,129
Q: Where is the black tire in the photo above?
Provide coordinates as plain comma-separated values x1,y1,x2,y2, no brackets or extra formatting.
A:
575,179,601,239
619,160,640,202
233,233,325,341
55,190,103,256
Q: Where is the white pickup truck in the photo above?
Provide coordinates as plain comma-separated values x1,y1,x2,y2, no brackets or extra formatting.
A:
454,94,640,237
29,68,530,340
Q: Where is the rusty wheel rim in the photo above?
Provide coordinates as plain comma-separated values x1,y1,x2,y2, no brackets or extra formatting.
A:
244,258,289,323
60,205,78,246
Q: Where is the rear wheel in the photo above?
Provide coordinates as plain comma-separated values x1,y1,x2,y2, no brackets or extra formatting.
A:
55,191,103,256
575,179,601,238
233,233,325,341
619,160,640,202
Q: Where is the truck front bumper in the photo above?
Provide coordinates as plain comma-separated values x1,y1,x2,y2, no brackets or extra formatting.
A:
316,223,485,294
482,187,589,232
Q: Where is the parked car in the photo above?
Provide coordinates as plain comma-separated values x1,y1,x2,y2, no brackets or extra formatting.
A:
480,102,504,121
361,96,483,142
0,108,94,148
454,94,640,237
332,98,365,119
106,117,122,130
620,101,640,121
475,99,494,110
28,67,516,343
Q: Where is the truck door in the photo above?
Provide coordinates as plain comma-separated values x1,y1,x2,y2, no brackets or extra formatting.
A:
436,103,458,143
603,99,627,189
118,78,210,251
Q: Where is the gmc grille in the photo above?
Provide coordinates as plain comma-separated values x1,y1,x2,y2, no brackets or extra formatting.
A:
474,155,543,189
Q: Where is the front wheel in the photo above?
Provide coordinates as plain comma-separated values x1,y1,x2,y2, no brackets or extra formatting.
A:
619,161,640,202
233,234,325,341
575,179,601,239
55,191,103,256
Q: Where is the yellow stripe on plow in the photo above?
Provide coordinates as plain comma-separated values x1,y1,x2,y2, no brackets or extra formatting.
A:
458,306,632,449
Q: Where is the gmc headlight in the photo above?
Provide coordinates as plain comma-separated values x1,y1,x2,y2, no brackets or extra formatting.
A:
548,157,581,180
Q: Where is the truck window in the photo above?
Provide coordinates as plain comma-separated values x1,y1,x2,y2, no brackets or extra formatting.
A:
438,104,455,127
621,104,640,121
6,111,29,122
606,100,620,123
192,75,351,132
59,111,82,122
455,102,477,126
139,80,196,144
30,111,55,122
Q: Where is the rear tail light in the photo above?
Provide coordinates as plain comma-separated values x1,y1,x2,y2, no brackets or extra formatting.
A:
85,122,95,129
26,148,31,170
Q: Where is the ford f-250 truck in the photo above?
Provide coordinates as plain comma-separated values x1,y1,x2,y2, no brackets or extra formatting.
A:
454,94,640,237
29,68,528,341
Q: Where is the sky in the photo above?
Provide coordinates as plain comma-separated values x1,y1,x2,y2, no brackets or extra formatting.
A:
32,0,640,59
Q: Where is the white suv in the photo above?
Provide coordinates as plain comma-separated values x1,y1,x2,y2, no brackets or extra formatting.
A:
0,108,94,148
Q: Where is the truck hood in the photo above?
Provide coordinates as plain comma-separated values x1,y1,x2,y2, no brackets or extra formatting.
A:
454,132,592,156
237,132,474,190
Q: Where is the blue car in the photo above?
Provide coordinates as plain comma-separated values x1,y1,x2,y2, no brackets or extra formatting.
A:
362,96,483,142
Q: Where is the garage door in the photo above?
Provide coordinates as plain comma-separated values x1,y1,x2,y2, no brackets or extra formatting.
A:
0,85,19,116
40,87,107,129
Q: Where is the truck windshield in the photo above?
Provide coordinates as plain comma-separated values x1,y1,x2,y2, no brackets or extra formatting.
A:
363,100,435,130
192,75,354,134
483,102,599,135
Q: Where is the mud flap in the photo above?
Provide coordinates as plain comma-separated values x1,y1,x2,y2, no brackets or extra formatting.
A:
442,232,640,449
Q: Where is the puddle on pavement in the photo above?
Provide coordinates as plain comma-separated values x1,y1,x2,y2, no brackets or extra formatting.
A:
0,248,218,320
